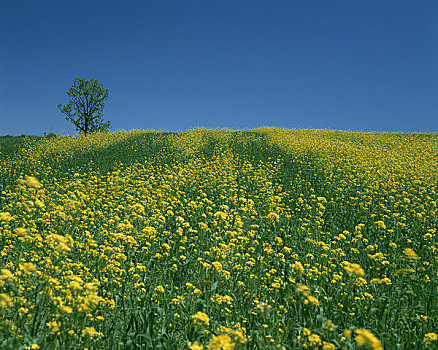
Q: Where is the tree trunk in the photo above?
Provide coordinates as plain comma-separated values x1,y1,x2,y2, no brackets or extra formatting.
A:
84,117,89,136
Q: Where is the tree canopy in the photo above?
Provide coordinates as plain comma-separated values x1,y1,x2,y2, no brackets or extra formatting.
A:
58,78,110,136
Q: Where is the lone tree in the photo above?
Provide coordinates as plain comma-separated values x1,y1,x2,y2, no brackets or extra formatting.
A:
58,78,111,136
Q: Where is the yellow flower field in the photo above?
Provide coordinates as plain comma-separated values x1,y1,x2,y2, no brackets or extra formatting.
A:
0,128,437,349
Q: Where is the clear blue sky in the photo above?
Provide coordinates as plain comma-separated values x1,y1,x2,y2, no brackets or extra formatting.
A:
1,0,437,135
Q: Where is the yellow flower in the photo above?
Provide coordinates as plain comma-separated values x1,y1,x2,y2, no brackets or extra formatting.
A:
267,212,280,222
14,227,28,235
171,296,185,305
25,345,40,350
218,326,247,344
0,269,13,279
19,307,29,315
35,198,45,208
394,268,415,276
19,262,37,275
308,333,322,347
0,293,13,307
342,261,365,277
317,196,327,203
212,261,223,272
47,321,61,333
46,233,72,252
292,261,304,275
355,329,383,350
424,333,438,344
192,311,210,326
297,284,310,296
322,342,336,350
199,222,209,230
67,281,83,291
188,341,204,350
81,327,98,339
307,295,319,306
403,248,420,261
59,305,73,314
207,334,235,350
0,212,13,221
213,211,227,220
375,221,386,229
24,176,43,188
154,285,165,293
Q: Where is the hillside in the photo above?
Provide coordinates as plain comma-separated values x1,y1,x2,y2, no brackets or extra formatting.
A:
0,129,437,349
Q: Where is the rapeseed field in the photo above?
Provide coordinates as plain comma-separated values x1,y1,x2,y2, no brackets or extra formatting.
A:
0,128,437,349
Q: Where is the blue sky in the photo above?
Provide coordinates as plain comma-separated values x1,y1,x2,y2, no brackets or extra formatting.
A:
1,0,437,135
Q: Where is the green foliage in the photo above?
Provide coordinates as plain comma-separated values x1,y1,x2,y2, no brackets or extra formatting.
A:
58,78,111,136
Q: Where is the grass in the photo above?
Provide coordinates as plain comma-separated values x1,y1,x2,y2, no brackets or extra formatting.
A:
0,128,437,349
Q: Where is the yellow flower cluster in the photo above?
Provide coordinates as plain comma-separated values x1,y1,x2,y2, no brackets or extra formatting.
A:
192,311,210,326
0,128,436,348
